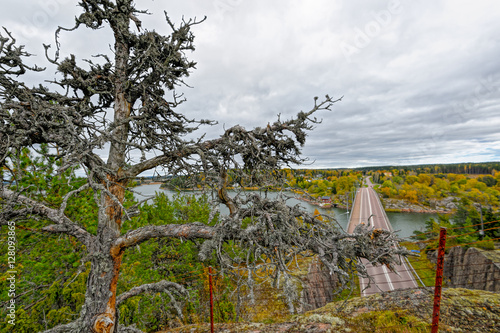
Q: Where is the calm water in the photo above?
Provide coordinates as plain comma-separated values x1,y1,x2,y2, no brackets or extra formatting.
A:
133,184,435,238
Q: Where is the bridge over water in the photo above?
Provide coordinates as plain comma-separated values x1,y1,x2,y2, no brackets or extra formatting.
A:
347,183,419,296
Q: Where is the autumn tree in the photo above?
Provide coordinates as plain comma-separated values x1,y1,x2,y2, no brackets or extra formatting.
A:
1,1,408,332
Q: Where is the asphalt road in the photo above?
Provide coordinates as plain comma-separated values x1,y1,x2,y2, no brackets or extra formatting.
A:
347,185,418,296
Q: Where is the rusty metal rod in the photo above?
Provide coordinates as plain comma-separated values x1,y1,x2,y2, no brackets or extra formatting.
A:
431,227,447,333
209,266,214,333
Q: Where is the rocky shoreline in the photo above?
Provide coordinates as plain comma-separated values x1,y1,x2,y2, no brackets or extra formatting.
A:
138,184,457,214
380,197,456,214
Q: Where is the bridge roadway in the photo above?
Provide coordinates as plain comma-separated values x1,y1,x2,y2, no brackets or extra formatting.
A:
347,184,418,296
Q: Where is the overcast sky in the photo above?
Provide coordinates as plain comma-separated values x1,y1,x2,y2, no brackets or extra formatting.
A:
2,0,500,171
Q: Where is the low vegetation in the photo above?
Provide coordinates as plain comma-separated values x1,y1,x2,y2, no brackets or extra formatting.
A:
162,288,500,333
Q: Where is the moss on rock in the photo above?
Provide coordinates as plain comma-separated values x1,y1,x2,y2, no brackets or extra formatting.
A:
160,288,499,332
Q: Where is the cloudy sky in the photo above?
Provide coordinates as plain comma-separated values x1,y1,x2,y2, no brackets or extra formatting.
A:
2,0,500,170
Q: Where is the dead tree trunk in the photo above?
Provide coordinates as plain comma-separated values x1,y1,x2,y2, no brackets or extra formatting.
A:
83,249,122,333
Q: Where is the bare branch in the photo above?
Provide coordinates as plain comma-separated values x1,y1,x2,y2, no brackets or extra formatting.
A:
59,183,90,215
124,95,342,178
0,189,93,246
112,222,215,255
116,325,144,333
41,320,85,333
116,279,187,306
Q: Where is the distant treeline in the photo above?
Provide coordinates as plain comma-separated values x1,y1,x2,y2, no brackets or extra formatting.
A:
352,162,500,175
136,163,499,187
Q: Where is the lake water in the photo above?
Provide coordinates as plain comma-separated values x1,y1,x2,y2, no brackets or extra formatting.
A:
133,184,435,239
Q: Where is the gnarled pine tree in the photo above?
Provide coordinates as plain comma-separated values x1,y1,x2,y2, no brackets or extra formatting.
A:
1,1,409,332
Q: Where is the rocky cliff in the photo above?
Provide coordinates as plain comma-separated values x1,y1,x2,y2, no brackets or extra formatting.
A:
164,288,500,332
381,197,454,213
428,246,500,292
300,259,339,312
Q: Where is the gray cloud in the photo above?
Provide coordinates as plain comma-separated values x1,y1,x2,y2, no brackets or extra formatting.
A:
2,0,500,173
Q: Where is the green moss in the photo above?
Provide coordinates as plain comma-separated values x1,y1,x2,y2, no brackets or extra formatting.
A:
163,287,499,332
353,310,429,332
476,240,496,251
385,208,402,213
400,241,436,287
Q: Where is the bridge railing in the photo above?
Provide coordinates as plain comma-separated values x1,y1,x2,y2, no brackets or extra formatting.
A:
346,187,360,232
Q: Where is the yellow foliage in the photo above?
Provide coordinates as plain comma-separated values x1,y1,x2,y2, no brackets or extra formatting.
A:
313,208,323,221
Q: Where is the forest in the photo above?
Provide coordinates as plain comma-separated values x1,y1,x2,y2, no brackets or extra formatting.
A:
369,167,500,208
276,163,500,210
355,161,500,175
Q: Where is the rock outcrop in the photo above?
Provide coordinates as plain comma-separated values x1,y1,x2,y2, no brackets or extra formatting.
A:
164,288,500,332
428,246,500,292
300,259,339,312
429,196,459,211
379,196,459,213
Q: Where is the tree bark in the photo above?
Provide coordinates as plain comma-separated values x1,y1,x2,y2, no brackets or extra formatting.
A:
82,3,136,330
82,6,133,331
82,249,122,333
